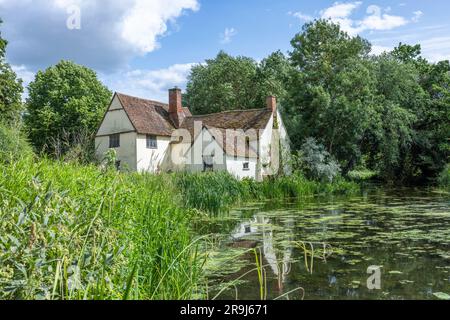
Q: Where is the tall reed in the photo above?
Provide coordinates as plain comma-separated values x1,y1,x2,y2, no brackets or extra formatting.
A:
0,157,203,300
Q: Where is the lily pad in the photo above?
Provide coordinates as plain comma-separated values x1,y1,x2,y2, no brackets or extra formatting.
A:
433,292,450,300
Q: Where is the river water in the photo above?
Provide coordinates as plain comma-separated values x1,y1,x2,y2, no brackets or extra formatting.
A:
197,187,450,300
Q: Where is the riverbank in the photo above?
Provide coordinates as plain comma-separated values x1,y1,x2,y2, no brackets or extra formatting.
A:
0,157,359,300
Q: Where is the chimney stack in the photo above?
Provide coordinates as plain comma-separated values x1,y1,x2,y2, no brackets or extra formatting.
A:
266,96,277,113
169,87,185,128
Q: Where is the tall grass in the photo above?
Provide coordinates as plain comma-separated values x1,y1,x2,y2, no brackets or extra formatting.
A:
177,171,359,214
0,157,203,300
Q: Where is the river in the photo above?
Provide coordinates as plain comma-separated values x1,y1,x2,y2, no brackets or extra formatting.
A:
197,187,450,300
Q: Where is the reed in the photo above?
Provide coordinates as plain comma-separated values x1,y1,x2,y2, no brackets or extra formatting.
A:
0,157,203,300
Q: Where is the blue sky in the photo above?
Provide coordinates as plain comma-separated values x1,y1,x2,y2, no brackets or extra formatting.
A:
1,0,449,102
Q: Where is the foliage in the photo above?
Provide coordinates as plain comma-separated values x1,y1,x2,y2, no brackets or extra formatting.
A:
0,157,203,300
438,164,450,189
177,169,358,214
0,122,34,162
294,138,342,183
25,60,112,153
282,19,449,184
347,169,378,182
183,22,446,184
0,19,23,124
185,51,292,115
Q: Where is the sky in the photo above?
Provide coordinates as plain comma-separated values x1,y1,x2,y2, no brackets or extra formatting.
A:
1,0,449,102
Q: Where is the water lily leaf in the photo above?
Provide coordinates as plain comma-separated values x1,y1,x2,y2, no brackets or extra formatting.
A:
433,292,450,300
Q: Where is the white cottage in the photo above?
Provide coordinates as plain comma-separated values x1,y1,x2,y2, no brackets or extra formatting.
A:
95,88,291,180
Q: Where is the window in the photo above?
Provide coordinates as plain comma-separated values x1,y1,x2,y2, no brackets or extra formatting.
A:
203,155,214,172
243,162,250,171
245,137,250,160
146,135,157,149
115,160,121,170
109,134,120,148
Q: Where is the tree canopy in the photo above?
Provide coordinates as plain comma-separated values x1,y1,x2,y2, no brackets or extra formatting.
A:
185,51,292,115
185,19,449,184
0,18,23,124
25,60,112,152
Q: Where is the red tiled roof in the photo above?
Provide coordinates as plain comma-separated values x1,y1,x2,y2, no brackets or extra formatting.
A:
113,93,272,152
116,93,191,136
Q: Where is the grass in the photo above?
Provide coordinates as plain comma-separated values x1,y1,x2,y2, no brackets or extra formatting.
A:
0,156,359,300
177,171,359,214
0,157,204,300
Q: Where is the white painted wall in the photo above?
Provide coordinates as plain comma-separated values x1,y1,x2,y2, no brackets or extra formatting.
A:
136,134,171,173
226,156,257,180
277,110,292,175
185,128,227,173
95,132,137,171
95,95,137,171
97,96,134,136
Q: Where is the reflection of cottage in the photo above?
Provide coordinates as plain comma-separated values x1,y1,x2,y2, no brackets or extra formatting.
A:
231,215,293,282
95,88,291,180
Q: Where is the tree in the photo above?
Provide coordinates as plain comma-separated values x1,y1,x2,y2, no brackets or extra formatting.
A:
285,19,377,172
185,51,291,115
0,18,23,124
25,60,112,153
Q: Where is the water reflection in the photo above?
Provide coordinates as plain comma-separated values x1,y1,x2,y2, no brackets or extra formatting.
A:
205,188,450,300
230,215,294,291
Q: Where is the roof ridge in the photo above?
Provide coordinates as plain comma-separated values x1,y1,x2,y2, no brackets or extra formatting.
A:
187,108,269,118
116,92,168,107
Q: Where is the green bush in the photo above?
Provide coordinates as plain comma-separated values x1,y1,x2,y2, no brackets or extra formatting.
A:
0,158,203,300
0,122,34,162
347,169,378,181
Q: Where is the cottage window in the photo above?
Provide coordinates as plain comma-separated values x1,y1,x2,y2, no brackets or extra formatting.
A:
109,134,120,148
146,135,157,149
243,162,250,171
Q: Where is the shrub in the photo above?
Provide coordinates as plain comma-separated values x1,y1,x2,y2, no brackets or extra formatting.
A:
296,138,342,183
0,158,203,300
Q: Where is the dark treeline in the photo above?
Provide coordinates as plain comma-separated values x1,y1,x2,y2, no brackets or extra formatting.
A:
0,19,449,185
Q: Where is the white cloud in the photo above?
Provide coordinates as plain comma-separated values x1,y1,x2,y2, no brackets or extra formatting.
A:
361,5,408,31
412,10,423,23
104,63,197,102
0,0,199,72
420,36,450,62
288,11,314,22
370,44,392,55
321,1,362,19
220,27,237,44
320,2,409,36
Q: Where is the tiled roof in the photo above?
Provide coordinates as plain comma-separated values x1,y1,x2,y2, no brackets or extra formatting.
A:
116,93,191,136
114,93,272,157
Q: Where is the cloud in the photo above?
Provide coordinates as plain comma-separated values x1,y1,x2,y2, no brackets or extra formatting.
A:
220,27,237,44
320,2,409,36
420,36,450,62
0,0,199,72
321,1,362,20
288,11,314,22
103,63,197,102
370,44,393,55
412,11,423,23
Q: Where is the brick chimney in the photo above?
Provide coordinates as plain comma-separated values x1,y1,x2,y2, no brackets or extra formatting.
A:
266,96,277,113
169,87,186,128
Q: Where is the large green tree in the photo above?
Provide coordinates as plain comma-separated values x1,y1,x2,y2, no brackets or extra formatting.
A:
185,51,291,115
0,18,23,124
285,19,377,171
25,60,112,152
